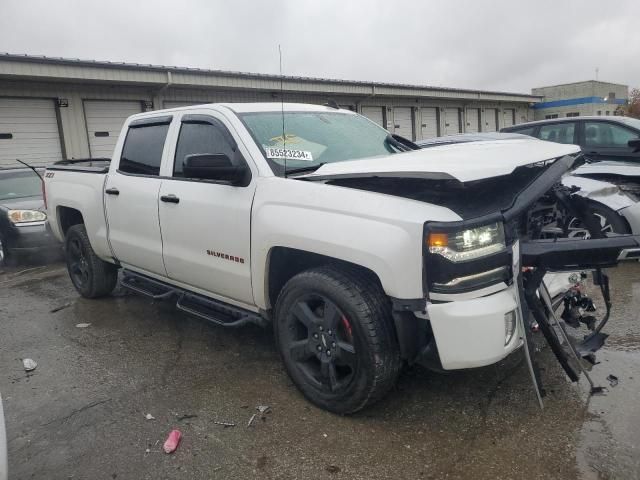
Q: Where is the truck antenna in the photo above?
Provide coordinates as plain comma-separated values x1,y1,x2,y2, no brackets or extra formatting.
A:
279,45,287,178
15,158,43,182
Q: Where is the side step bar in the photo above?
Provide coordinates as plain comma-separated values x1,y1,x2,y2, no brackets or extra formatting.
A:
120,270,268,328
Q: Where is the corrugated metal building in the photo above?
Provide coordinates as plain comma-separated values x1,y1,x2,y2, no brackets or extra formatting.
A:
532,80,628,120
0,53,540,166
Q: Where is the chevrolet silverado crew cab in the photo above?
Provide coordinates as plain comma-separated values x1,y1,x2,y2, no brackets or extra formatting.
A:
44,103,640,414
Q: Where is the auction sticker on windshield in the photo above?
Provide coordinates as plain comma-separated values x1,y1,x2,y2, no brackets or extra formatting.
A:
264,147,314,162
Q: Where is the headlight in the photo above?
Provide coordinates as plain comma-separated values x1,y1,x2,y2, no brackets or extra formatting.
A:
8,209,47,224
427,222,506,262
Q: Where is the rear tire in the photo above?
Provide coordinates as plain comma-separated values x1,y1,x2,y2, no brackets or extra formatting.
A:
274,266,401,414
65,224,117,298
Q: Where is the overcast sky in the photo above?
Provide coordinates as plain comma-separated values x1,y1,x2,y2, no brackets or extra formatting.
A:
1,0,639,93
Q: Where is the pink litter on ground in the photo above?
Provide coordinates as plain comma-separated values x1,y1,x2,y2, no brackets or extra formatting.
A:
163,429,182,454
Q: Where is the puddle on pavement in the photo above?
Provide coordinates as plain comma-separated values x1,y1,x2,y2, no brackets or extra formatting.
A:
576,263,640,478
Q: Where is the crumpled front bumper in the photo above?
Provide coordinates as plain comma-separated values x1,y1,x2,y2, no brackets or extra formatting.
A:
427,284,521,370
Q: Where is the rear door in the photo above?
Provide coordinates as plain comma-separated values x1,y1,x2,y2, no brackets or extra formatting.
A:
104,115,172,276
581,120,640,161
158,113,256,304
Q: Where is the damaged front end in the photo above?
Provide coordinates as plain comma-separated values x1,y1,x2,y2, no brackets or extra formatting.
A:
370,153,640,402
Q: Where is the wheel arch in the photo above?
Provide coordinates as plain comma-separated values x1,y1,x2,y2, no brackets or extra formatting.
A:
264,247,384,311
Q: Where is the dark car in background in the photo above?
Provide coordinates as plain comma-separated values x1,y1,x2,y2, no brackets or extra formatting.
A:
0,168,60,266
501,116,640,162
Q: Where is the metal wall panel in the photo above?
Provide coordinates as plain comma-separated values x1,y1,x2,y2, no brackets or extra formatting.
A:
0,97,63,167
84,100,143,158
420,107,438,139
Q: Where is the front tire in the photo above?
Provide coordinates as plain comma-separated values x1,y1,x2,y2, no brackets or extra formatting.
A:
0,235,13,268
65,224,118,298
274,266,401,414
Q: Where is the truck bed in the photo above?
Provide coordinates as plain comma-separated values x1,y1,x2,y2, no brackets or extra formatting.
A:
48,158,111,173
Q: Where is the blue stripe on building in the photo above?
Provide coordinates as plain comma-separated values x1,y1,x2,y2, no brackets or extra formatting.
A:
533,96,627,109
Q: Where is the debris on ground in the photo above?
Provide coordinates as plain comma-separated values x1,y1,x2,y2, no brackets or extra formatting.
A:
213,421,235,428
247,413,257,428
607,374,619,387
176,414,197,422
75,323,91,328
50,302,73,313
257,405,270,414
23,358,37,372
163,430,182,454
144,413,155,420
326,465,341,474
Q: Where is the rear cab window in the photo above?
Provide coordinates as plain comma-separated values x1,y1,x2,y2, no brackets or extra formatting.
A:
119,117,172,176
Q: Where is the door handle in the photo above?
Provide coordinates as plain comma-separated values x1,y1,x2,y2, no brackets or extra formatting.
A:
160,194,180,204
105,187,119,195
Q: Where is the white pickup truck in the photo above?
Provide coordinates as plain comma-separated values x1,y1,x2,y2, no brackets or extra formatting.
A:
44,103,640,413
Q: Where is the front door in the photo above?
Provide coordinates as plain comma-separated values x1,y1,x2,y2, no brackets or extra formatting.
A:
104,118,171,276
158,114,256,305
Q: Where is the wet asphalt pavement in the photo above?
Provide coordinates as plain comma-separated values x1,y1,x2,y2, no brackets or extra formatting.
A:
1,261,639,479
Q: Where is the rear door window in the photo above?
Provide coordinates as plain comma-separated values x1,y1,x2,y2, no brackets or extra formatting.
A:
537,122,576,144
119,123,170,176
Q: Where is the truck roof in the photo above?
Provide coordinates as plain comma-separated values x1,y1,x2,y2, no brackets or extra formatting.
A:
137,102,356,116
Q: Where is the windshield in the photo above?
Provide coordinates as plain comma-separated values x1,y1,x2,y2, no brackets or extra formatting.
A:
0,170,42,201
240,111,397,174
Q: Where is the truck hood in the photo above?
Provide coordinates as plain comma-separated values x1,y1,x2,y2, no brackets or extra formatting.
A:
302,139,580,183
0,195,44,211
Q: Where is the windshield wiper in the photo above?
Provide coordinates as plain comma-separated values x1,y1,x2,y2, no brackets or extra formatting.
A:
285,163,326,176
385,134,421,152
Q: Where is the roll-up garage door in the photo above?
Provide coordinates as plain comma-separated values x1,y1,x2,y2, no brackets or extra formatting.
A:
0,98,63,167
465,108,480,133
420,107,438,139
502,109,515,128
361,106,384,128
484,108,498,132
392,107,414,139
84,100,143,158
444,108,461,135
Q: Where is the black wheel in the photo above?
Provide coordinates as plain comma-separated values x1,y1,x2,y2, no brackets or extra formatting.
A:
274,266,401,414
65,224,118,298
567,202,630,238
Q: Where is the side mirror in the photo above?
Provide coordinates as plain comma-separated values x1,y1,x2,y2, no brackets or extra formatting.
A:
628,139,640,153
183,153,248,185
